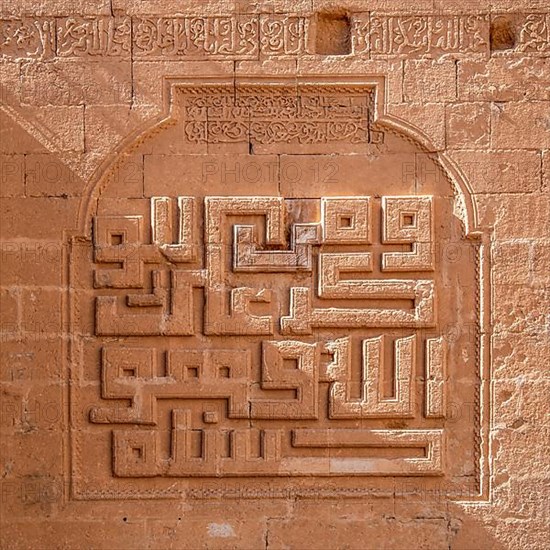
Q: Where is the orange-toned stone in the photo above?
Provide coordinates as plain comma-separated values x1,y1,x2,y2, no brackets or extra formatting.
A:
0,2,549,549
404,60,457,103
66,77,483,500
24,154,85,197
0,154,24,198
491,101,550,149
446,102,491,149
447,150,542,194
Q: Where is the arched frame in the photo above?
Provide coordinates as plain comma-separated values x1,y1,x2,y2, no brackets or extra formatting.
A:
65,75,493,502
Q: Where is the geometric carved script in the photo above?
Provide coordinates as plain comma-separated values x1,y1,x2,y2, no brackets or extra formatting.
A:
85,193,454,478
94,195,436,337
69,79,487,499
182,86,380,145
327,335,416,419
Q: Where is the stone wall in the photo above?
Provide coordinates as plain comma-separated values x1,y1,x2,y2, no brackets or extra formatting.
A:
0,1,549,548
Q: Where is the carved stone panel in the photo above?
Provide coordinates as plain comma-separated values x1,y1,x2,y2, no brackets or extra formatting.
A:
69,77,490,500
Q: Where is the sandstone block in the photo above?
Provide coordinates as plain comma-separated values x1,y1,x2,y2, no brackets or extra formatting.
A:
446,102,491,149
447,150,541,193
491,101,550,149
0,154,24,198
20,60,132,106
458,58,550,102
404,59,457,103
0,2,549,547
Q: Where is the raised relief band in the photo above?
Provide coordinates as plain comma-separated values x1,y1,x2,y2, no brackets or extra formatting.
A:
93,195,437,337
70,79,487,499
3,14,549,60
88,192,446,476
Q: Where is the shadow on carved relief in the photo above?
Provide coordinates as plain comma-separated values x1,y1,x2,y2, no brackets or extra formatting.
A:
67,76,491,501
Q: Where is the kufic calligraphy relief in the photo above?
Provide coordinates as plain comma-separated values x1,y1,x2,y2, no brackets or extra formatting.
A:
69,77,489,500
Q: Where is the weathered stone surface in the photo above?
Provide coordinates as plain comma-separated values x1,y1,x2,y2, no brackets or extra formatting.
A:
23,154,86,199
388,103,446,151
447,150,542,193
403,60,457,103
6,105,85,153
268,517,450,549
1,1,549,549
20,60,133,106
458,58,550,101
0,197,79,239
0,154,24,197
491,101,550,149
475,193,550,238
446,102,492,149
